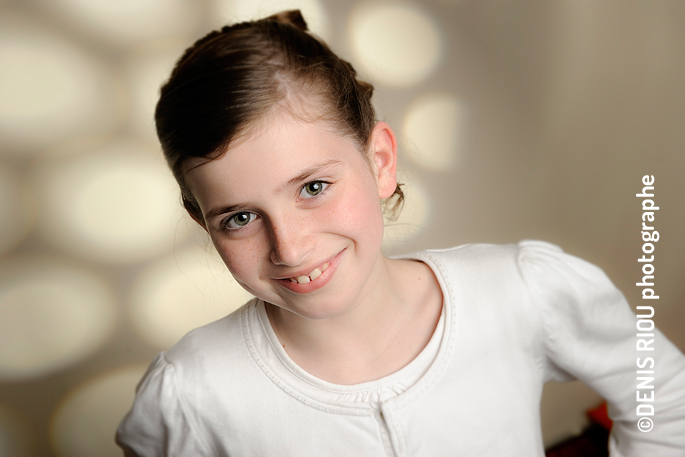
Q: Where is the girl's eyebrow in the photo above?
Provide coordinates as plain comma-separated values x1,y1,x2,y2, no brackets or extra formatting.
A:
280,159,343,191
205,203,249,223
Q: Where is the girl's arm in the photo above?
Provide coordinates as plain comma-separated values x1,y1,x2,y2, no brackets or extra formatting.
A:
518,240,685,455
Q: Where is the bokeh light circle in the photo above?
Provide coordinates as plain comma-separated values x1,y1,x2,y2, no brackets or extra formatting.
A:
0,12,120,152
129,246,253,349
50,364,148,457
403,93,469,171
210,0,330,41
40,0,201,47
0,256,117,381
32,139,183,264
0,404,34,457
383,178,431,247
349,2,442,88
0,163,34,254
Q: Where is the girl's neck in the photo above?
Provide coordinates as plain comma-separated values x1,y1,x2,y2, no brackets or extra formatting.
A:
265,256,443,385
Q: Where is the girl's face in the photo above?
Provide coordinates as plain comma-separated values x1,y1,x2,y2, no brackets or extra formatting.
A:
185,109,398,320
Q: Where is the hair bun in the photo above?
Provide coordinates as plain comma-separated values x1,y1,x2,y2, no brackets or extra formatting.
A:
267,10,308,32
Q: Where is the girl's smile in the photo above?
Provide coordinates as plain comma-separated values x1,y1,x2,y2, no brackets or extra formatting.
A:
274,247,345,294
184,106,399,321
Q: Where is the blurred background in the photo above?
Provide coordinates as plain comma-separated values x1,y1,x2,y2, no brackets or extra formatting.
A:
0,0,683,455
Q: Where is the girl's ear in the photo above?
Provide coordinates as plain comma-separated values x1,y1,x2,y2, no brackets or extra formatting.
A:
368,121,398,199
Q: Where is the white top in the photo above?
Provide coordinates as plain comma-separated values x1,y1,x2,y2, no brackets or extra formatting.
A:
116,241,685,456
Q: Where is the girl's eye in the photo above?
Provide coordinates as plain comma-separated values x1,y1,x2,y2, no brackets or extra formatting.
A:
224,211,257,230
300,181,329,199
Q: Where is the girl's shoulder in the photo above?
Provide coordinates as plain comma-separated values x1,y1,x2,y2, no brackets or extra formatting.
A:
404,240,623,329
402,239,601,286
164,297,258,368
412,239,572,263
117,298,263,455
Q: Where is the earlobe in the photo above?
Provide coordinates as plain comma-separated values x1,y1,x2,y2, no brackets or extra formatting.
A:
369,121,398,199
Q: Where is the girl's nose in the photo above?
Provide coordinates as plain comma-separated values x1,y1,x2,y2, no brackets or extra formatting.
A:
268,216,315,267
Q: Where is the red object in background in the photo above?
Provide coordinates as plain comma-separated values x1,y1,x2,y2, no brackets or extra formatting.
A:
544,401,613,456
587,402,613,431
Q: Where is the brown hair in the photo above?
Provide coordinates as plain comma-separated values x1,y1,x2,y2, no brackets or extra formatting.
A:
155,9,403,223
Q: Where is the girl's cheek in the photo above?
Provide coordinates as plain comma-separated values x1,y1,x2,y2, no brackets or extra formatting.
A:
328,183,384,230
316,185,385,253
213,235,265,280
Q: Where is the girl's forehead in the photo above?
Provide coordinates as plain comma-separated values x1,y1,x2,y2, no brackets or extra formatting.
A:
244,116,357,171
184,112,367,199
228,105,363,165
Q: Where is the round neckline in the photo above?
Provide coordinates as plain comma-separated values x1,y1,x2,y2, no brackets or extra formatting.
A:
256,297,444,393
243,251,455,410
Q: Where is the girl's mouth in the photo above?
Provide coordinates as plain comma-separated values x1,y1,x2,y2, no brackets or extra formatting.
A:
287,262,330,284
276,249,345,293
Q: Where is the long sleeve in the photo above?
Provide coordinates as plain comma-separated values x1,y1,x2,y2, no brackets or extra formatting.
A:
518,240,685,456
115,353,211,457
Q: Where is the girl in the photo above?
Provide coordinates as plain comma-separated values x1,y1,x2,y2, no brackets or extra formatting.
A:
116,10,685,456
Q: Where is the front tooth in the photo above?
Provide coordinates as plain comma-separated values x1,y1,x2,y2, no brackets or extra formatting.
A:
296,275,311,284
321,262,330,272
309,268,322,280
